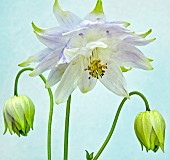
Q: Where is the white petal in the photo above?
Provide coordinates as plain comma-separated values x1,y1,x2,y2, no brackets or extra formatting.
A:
55,59,83,104
112,42,153,70
78,72,97,93
46,63,69,88
63,39,107,62
78,59,97,93
35,32,68,50
86,40,108,49
53,0,81,29
110,21,131,27
63,48,79,62
99,61,129,97
62,35,94,63
29,49,61,76
19,48,52,67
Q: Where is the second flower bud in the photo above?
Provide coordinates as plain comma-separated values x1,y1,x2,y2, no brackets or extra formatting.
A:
134,110,165,152
3,95,35,137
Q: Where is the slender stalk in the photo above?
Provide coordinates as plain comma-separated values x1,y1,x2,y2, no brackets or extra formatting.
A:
14,67,54,160
93,91,150,160
64,95,71,160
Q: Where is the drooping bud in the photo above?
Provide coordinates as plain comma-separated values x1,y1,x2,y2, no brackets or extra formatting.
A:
134,110,165,152
3,95,35,137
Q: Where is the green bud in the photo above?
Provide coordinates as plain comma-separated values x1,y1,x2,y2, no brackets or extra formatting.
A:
134,110,166,152
3,95,35,137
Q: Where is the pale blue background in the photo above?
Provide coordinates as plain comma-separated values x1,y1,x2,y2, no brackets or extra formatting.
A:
0,0,170,160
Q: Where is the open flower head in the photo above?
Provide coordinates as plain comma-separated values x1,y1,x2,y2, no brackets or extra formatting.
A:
3,95,35,137
19,0,155,104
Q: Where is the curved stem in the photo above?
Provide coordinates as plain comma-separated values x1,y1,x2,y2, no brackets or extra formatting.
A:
93,91,150,160
14,67,54,160
64,95,71,160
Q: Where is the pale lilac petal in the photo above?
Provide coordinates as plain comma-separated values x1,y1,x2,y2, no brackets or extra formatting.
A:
85,13,105,22
32,22,65,36
104,25,132,40
55,59,83,104
79,21,132,40
99,62,129,97
62,27,88,36
112,42,153,70
58,39,77,64
46,63,69,88
19,48,52,67
123,35,156,46
61,37,86,63
34,32,68,50
62,20,131,41
58,47,67,64
53,0,81,29
42,27,63,36
29,49,61,76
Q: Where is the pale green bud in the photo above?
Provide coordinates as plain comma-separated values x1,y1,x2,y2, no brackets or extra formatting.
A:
134,110,165,152
3,95,35,137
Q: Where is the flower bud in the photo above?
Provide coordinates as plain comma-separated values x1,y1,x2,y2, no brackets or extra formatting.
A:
134,110,165,152
3,95,35,137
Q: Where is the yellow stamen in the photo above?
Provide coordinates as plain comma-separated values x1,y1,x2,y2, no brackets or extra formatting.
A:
85,59,107,79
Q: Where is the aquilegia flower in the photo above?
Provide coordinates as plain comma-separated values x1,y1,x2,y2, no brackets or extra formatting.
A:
19,0,155,104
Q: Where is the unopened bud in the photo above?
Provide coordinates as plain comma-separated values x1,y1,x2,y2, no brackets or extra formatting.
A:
134,110,165,152
3,95,35,137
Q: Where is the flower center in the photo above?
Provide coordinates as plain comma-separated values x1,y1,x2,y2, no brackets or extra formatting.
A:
85,59,107,79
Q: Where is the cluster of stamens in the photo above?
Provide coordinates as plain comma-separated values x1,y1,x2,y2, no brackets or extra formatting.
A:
85,59,107,79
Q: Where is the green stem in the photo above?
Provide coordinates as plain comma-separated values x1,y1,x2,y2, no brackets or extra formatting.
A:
64,95,71,160
14,67,54,160
93,91,150,160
